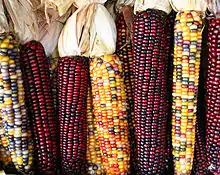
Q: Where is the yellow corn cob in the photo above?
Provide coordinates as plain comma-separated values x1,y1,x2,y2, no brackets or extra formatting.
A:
172,11,203,175
90,55,130,175
86,86,104,175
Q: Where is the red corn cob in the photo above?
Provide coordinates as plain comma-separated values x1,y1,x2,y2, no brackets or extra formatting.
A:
57,56,89,175
20,41,57,174
133,9,169,174
205,18,220,175
116,11,135,173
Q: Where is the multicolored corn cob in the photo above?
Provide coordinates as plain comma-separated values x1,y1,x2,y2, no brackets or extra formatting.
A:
205,17,220,175
0,33,33,173
86,86,104,175
57,56,89,174
133,9,169,174
172,11,203,174
20,41,57,174
90,55,130,174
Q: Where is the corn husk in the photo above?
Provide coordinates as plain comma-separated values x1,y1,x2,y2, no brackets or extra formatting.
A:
4,0,39,44
89,4,116,57
42,0,74,16
169,0,207,13
134,0,172,14
208,0,220,17
58,3,116,57
0,0,9,33
116,0,134,11
38,8,71,56
105,0,117,20
73,0,107,8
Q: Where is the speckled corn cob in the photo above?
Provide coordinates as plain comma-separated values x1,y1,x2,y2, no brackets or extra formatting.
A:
0,108,11,166
205,18,220,175
90,55,130,175
172,11,203,174
0,33,33,173
86,86,104,175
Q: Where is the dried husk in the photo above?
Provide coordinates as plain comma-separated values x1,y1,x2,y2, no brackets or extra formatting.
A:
38,8,71,56
4,0,39,44
116,0,134,11
134,0,172,14
0,0,9,33
73,0,107,8
208,0,220,17
58,3,116,57
169,0,207,13
89,4,116,57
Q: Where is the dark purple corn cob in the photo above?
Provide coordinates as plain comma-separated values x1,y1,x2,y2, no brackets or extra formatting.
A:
115,12,136,173
20,41,57,174
192,20,208,175
133,9,169,174
205,18,220,175
166,11,176,174
57,56,89,175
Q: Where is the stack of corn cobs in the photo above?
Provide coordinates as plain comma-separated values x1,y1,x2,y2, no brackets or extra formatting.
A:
0,0,220,175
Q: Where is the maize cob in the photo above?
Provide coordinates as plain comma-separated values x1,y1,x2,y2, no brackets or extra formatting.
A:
205,18,220,174
172,11,203,174
166,11,176,174
192,23,208,175
86,85,104,175
0,33,33,173
115,12,135,173
90,55,130,174
20,41,57,174
133,9,169,174
57,56,89,174
0,108,11,167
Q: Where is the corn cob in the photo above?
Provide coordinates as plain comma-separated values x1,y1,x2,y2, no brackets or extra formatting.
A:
0,110,11,166
57,56,89,174
86,86,104,175
19,41,57,174
205,18,220,174
115,12,135,173
133,9,169,174
90,55,130,174
192,22,208,175
172,11,203,174
0,33,33,173
166,11,176,174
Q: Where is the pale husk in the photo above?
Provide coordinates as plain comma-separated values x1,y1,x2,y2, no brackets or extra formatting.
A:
58,8,81,57
208,0,220,17
0,0,9,33
4,0,39,44
89,4,116,57
58,3,116,57
116,0,134,11
73,0,107,8
38,8,71,56
43,0,74,16
134,0,172,14
169,0,207,12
